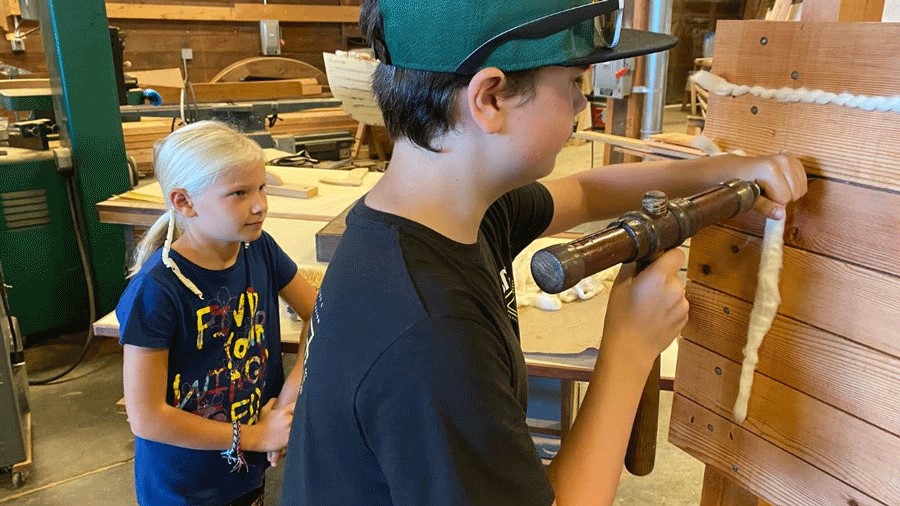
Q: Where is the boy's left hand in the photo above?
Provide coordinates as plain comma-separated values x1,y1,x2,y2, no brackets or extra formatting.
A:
740,154,807,219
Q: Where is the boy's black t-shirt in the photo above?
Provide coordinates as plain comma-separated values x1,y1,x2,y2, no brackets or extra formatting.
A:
280,182,556,506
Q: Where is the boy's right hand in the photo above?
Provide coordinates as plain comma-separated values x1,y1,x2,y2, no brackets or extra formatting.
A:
602,248,689,369
245,398,295,452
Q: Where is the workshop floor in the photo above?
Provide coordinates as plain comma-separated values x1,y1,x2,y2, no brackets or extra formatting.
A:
0,107,704,505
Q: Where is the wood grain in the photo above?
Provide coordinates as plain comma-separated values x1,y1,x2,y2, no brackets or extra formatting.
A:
687,226,900,358
703,95,900,191
724,178,900,277
684,283,900,436
676,341,900,503
700,466,759,506
711,22,900,95
669,394,885,506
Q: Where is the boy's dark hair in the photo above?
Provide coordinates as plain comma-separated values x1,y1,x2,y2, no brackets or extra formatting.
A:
361,0,541,152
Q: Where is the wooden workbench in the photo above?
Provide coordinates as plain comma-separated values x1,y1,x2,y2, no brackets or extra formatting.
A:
96,165,382,227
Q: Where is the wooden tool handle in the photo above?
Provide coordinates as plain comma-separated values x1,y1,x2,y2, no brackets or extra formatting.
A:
625,355,661,476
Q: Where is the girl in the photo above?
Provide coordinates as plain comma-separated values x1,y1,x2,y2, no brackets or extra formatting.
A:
117,121,316,505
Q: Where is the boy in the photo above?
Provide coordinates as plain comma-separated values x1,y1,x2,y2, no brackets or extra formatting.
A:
281,1,807,504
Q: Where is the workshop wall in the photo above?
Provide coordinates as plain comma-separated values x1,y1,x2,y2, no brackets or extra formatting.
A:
0,0,353,82
668,0,743,104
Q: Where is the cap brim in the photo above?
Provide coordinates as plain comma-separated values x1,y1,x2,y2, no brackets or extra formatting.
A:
562,29,677,66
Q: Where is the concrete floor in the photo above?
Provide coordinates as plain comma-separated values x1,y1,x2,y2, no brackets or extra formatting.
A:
0,106,704,505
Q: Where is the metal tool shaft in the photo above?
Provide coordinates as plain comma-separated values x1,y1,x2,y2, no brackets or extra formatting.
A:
531,179,760,294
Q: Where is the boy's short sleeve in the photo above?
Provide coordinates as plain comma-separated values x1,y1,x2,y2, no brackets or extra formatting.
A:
355,317,555,506
492,182,555,258
116,276,177,349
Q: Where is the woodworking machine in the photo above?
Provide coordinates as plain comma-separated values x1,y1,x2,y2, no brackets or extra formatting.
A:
531,178,760,475
0,0,132,341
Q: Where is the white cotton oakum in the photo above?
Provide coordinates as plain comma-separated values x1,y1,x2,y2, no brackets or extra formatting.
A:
733,218,785,423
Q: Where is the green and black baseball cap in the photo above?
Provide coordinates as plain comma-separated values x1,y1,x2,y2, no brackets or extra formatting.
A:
372,0,677,74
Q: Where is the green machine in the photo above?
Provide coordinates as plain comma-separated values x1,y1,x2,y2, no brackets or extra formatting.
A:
0,0,130,341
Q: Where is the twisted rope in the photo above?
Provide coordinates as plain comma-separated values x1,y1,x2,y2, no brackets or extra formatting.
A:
691,70,900,113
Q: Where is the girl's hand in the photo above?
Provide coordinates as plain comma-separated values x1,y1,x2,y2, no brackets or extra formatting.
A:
268,449,286,467
245,398,295,452
601,248,689,368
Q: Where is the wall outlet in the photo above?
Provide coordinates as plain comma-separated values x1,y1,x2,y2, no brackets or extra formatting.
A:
181,48,193,61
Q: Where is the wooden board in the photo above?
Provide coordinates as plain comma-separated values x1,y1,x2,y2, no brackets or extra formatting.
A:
669,395,884,506
684,283,900,436
687,225,900,358
105,3,360,23
676,340,900,503
724,178,900,277
702,95,900,191
700,467,760,506
97,167,380,226
710,21,900,96
702,22,900,192
151,79,322,104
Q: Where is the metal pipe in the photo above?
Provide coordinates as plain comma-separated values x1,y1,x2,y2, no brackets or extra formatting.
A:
640,0,674,138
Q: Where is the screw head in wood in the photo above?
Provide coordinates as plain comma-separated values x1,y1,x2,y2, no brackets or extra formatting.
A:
760,36,768,46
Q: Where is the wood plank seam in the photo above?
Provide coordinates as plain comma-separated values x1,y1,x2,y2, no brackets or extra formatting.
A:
683,282,900,436
675,340,900,503
669,394,886,506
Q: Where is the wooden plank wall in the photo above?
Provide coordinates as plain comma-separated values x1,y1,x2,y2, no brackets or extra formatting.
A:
0,0,353,82
668,21,900,506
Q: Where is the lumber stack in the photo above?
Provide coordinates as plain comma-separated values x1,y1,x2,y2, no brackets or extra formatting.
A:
121,108,358,177
668,21,900,506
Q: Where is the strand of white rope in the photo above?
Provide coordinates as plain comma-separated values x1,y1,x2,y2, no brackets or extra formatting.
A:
691,70,900,113
690,136,786,423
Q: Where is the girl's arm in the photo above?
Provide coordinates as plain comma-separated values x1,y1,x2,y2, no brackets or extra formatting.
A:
123,344,293,452
274,271,318,408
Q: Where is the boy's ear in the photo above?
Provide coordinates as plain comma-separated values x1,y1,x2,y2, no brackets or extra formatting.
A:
170,189,196,217
465,67,509,134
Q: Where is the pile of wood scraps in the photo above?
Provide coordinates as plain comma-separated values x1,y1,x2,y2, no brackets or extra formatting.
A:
573,131,706,161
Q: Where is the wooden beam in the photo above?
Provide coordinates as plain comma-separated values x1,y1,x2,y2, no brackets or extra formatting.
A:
676,340,900,503
669,395,884,506
704,95,900,192
711,22,899,95
724,178,900,278
687,225,900,358
801,0,886,21
684,283,900,436
104,3,360,23
700,466,759,506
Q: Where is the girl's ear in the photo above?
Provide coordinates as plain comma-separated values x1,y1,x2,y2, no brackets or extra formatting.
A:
170,189,195,217
465,67,509,134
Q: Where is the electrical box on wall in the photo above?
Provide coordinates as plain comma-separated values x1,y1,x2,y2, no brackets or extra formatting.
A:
260,19,281,56
593,57,635,99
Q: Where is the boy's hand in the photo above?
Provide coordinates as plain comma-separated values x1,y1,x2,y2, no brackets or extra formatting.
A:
245,398,295,452
739,154,807,220
602,249,688,368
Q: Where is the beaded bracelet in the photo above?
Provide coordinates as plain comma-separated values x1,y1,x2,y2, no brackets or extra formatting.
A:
221,420,248,472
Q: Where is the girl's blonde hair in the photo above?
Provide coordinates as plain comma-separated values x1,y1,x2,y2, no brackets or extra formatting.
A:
128,121,266,298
